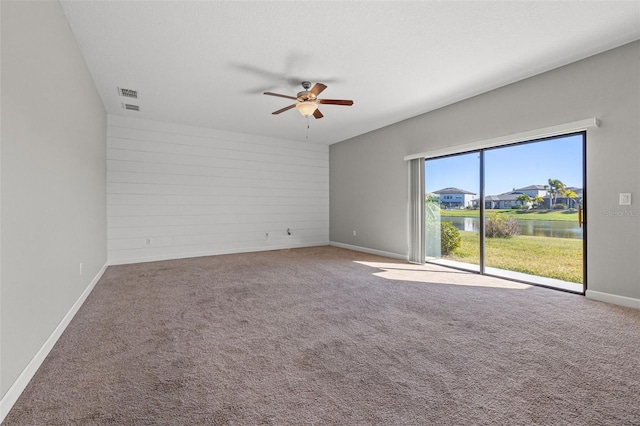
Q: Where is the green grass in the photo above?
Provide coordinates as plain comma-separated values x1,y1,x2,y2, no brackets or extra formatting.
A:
440,208,578,222
445,231,583,283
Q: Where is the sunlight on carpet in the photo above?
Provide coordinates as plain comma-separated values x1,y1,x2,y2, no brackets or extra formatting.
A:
354,260,530,289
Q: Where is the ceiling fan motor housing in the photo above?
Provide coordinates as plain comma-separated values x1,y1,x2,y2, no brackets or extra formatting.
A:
297,81,314,101
297,90,312,101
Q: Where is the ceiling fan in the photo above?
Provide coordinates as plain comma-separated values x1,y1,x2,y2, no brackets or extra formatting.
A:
264,81,353,119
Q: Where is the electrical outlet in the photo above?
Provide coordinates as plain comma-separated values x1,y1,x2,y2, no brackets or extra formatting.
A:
353,230,357,237
620,192,632,206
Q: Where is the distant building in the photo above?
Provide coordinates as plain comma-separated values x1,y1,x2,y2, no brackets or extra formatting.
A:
479,191,523,209
472,185,582,209
431,187,476,209
552,186,583,209
515,185,548,198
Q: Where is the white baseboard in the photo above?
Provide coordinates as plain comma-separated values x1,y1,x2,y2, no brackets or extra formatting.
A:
0,263,108,423
586,289,640,310
329,241,407,261
107,242,329,265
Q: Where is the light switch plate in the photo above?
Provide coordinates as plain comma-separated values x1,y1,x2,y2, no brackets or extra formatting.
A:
619,193,632,205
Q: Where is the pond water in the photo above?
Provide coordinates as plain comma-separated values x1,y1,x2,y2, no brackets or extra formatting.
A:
443,216,583,239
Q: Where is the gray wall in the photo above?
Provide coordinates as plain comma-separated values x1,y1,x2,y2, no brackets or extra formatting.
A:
1,0,107,398
330,41,640,302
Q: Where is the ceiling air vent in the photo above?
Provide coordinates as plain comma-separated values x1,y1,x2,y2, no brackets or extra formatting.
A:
122,103,139,112
117,87,138,99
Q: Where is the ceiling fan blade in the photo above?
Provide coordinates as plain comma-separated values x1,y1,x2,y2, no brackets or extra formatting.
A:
318,99,354,106
264,92,298,100
272,104,296,115
309,83,327,97
313,108,324,119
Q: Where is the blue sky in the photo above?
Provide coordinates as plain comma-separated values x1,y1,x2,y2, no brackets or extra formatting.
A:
425,134,583,196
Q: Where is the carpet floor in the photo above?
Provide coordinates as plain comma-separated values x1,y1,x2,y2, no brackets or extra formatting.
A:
4,246,640,425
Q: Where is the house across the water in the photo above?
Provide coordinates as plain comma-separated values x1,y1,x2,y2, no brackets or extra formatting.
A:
471,185,582,209
431,187,477,209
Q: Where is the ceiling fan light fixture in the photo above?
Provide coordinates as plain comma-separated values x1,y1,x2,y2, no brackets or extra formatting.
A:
296,101,318,117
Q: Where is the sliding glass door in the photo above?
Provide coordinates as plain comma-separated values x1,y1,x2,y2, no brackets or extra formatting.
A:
424,133,585,293
483,135,584,292
425,152,480,273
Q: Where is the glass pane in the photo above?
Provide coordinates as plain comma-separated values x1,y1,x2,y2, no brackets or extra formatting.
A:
425,152,480,272
483,134,584,292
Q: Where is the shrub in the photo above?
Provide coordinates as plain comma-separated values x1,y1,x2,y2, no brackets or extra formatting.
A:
553,203,566,210
485,213,520,238
441,222,461,254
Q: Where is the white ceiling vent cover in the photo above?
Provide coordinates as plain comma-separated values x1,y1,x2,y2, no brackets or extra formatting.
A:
117,87,138,99
122,103,140,111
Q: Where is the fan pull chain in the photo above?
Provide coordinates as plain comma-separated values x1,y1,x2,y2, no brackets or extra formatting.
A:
306,116,310,139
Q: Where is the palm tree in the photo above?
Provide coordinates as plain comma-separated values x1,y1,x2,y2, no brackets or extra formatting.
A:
547,178,566,209
564,189,578,208
516,193,531,209
533,194,544,209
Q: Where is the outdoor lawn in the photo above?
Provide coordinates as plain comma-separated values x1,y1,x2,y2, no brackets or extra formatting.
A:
446,231,583,283
441,208,579,221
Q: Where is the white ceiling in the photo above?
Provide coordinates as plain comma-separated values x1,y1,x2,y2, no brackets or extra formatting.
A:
60,1,640,145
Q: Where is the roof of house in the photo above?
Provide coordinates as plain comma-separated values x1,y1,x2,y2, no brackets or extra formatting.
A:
565,187,583,196
432,187,476,195
516,185,547,191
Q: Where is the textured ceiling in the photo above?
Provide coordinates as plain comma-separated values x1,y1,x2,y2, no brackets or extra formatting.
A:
60,1,640,145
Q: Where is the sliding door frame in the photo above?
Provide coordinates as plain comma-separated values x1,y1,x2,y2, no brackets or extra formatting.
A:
479,150,486,274
424,131,587,295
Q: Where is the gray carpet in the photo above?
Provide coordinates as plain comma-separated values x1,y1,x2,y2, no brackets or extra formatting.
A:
4,246,640,425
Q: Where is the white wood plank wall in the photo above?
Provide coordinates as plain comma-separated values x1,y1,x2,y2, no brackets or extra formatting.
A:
107,116,329,264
